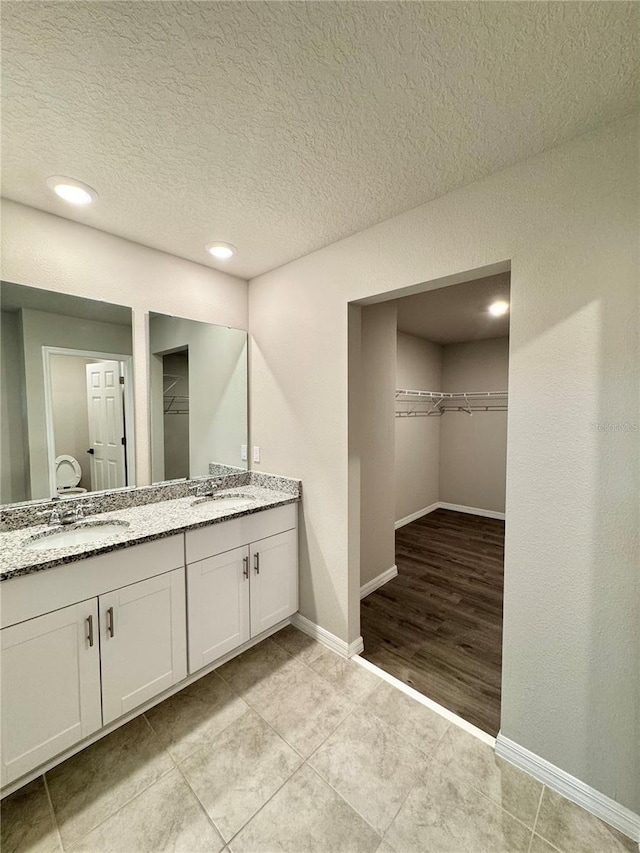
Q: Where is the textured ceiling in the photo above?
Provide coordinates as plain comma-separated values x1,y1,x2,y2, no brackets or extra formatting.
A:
396,273,510,345
2,2,638,279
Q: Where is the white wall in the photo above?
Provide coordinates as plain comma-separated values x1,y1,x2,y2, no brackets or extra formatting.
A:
0,200,248,487
440,337,509,513
249,114,639,813
359,302,397,588
395,331,442,522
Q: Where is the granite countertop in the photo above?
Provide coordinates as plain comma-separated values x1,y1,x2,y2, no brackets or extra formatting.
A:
0,485,299,582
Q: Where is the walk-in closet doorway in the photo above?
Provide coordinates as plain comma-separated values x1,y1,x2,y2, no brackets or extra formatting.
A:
349,266,511,737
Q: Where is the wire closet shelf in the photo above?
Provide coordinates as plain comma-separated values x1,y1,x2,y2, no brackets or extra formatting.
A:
395,389,508,417
163,373,189,416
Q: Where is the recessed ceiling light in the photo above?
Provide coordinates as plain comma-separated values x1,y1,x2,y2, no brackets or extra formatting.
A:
205,241,236,260
46,176,97,206
489,300,509,317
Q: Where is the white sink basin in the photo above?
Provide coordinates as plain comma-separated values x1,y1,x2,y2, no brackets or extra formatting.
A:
24,521,131,551
191,494,255,511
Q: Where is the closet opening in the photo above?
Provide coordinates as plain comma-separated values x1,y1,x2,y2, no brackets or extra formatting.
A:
353,269,510,737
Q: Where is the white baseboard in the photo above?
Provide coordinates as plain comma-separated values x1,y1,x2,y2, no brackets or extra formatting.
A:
360,565,398,599
496,734,640,842
290,612,363,658
395,502,439,529
395,501,505,527
438,502,505,520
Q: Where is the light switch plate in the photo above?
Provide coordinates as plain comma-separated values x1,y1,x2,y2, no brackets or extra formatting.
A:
241,445,248,461
253,446,260,463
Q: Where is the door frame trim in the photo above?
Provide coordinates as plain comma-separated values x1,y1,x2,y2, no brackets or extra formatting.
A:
42,346,135,496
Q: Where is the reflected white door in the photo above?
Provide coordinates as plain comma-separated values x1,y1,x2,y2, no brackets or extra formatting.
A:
86,360,126,491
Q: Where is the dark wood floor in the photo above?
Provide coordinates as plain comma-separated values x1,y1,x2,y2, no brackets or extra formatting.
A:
360,509,504,736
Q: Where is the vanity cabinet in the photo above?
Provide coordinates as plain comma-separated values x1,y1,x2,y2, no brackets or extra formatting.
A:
100,569,187,724
0,599,102,786
249,531,298,636
1,535,186,787
1,502,299,792
186,505,298,674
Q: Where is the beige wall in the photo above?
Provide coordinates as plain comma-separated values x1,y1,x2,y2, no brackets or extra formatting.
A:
249,115,639,812
395,331,442,523
440,337,509,513
0,311,28,503
1,200,248,488
359,302,397,587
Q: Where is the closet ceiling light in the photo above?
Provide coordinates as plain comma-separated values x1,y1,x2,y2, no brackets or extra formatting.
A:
489,300,509,317
46,176,97,205
205,241,236,260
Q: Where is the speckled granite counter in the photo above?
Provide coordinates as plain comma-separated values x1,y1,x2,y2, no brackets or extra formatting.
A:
0,482,300,582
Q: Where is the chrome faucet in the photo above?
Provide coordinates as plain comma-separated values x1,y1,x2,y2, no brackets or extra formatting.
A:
189,481,221,498
37,497,94,526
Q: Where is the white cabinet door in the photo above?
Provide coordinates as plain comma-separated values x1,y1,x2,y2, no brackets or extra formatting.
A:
250,529,298,637
100,569,187,725
0,599,102,786
187,546,251,674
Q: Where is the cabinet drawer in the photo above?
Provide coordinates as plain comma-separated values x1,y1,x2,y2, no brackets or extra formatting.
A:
186,504,297,564
1,535,185,629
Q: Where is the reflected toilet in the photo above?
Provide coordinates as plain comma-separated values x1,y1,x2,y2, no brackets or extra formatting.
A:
55,454,88,495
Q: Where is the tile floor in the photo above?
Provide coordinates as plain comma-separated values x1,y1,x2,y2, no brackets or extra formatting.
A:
2,625,637,853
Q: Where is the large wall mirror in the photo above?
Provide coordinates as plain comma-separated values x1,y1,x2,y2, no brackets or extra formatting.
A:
149,313,248,483
0,282,135,504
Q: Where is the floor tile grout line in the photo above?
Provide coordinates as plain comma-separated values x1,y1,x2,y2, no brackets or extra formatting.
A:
529,828,567,853
216,636,362,762
304,701,440,839
365,699,453,765
253,629,453,771
302,761,383,840
531,785,545,839
206,643,383,847
303,701,362,764
209,649,312,762
223,762,315,849
57,760,178,852
171,753,228,849
528,787,574,853
161,670,308,847
309,739,419,841
379,770,424,845
54,717,177,851
42,772,64,853
145,695,254,769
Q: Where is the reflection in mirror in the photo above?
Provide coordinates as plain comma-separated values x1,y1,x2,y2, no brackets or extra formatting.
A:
0,282,134,504
149,313,248,483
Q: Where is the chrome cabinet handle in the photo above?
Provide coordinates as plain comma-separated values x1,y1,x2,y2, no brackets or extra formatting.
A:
254,553,260,575
243,556,249,580
86,614,94,647
106,606,115,637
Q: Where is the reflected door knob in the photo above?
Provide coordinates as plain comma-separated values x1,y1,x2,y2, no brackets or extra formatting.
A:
86,448,95,455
